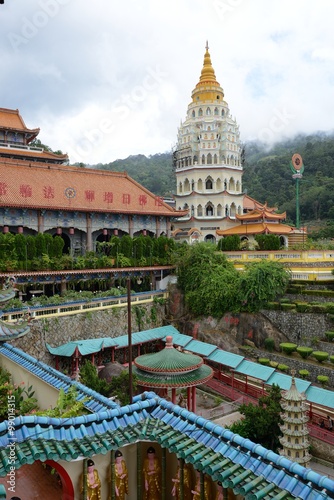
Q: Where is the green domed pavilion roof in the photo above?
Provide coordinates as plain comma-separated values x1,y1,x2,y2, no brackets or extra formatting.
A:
133,363,213,389
134,336,203,373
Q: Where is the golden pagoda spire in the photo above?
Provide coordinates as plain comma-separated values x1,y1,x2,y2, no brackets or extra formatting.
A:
199,41,217,84
191,42,224,103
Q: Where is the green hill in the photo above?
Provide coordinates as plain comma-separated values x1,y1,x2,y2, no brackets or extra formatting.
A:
86,131,334,230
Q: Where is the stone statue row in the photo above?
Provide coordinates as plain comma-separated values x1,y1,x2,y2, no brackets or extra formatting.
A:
82,447,225,499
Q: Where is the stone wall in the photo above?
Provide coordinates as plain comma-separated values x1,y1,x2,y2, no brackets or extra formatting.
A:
10,301,166,366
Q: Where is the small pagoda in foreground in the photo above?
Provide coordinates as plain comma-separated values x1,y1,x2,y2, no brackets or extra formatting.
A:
133,336,213,413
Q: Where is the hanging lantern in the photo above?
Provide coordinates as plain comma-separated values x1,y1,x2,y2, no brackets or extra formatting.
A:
69,227,74,235
103,228,108,236
3,226,9,233
56,227,62,235
18,226,23,234
143,229,147,236
114,229,118,235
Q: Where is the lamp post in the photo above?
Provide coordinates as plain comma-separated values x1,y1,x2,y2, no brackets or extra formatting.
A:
127,277,133,403
290,153,304,229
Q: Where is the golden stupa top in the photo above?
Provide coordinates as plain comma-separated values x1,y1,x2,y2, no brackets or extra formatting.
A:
199,41,218,84
191,42,224,102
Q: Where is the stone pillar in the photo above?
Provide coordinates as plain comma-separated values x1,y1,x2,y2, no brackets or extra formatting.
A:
86,213,93,251
128,215,133,237
38,210,44,233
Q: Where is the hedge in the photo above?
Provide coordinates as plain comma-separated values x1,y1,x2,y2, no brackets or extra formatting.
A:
317,375,329,387
312,351,329,363
264,337,275,352
278,364,289,372
330,355,334,364
299,369,310,379
279,343,297,355
325,331,334,342
296,347,313,359
258,358,270,366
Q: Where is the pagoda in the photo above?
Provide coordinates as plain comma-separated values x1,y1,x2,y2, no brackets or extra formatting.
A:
279,372,312,467
173,42,243,244
133,336,213,412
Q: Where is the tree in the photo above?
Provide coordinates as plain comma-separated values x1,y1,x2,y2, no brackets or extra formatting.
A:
176,242,240,317
228,384,283,452
80,360,112,396
36,386,88,418
238,260,290,312
109,371,138,406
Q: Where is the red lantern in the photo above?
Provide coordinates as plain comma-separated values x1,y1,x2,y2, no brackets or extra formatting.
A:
143,229,147,236
57,227,62,235
3,226,9,233
103,228,108,236
114,229,118,235
18,226,23,234
69,227,74,235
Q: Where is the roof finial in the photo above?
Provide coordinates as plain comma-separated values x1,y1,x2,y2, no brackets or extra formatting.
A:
205,40,209,51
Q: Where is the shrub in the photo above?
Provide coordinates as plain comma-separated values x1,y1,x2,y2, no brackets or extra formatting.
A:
258,358,270,366
295,302,311,313
270,361,279,368
310,304,327,313
264,337,275,352
279,343,297,355
325,331,334,342
329,355,334,364
277,364,289,372
266,302,280,310
281,303,297,311
299,369,310,379
317,375,329,387
312,351,329,363
296,347,313,359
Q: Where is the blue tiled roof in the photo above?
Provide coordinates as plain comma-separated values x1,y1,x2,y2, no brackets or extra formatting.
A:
0,391,332,499
266,372,311,393
235,359,275,381
207,349,244,368
0,319,30,340
0,344,119,413
183,339,218,357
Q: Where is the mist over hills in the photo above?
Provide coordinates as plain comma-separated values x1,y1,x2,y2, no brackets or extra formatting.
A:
88,131,334,225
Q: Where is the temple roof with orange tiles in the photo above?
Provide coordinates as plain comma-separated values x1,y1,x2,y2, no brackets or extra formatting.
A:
0,108,187,218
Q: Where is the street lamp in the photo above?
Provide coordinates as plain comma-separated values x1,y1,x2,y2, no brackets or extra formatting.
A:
290,153,304,229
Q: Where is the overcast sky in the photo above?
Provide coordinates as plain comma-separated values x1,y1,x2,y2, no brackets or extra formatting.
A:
2,0,334,164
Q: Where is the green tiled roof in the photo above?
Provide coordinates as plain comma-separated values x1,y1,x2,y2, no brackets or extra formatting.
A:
135,337,203,373
0,319,30,341
133,364,213,388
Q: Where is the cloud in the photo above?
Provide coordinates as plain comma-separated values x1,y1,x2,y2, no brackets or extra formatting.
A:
1,0,334,163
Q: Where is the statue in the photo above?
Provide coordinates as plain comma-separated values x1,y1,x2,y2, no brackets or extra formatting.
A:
143,446,161,499
171,458,192,499
114,449,129,499
191,469,212,500
215,481,224,500
82,459,101,500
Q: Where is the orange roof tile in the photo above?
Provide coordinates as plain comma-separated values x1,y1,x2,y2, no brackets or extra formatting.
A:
0,160,186,217
243,195,277,212
216,222,293,236
0,108,39,136
0,147,68,162
236,209,286,222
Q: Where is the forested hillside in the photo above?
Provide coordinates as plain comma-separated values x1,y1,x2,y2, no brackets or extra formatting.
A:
242,132,334,225
88,132,334,226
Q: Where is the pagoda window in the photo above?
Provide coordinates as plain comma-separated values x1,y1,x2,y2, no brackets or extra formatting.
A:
294,425,298,431
238,205,242,215
179,182,183,194
214,107,219,115
207,153,212,164
230,203,236,217
229,178,235,191
205,178,213,190
206,107,211,116
227,157,230,165
288,424,291,430
183,203,189,210
225,205,229,217
236,180,241,192
222,109,225,116
214,154,218,164
7,132,15,143
206,203,214,216
216,178,222,191
184,179,190,192
199,108,203,117
0,131,4,141
224,180,228,190
197,205,203,216
198,179,203,191
217,204,222,216
208,126,211,131
295,438,299,444
191,180,195,191
192,110,195,118
204,134,208,139
296,452,300,458
191,205,195,216
287,450,291,457
201,154,206,165
193,155,198,165
288,437,291,443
